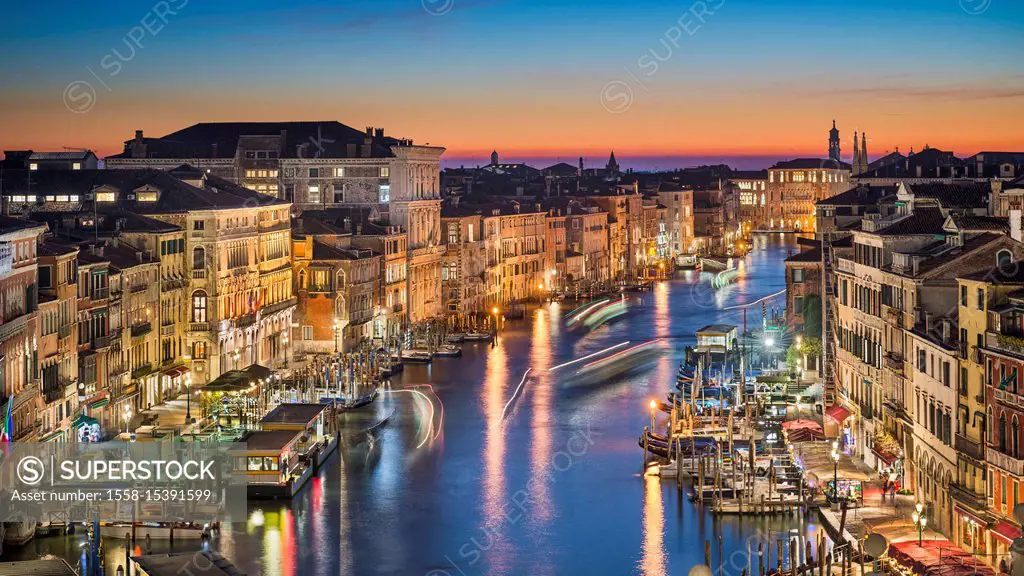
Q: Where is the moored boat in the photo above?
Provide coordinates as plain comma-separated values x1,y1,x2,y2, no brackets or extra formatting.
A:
433,344,462,358
401,349,433,364
463,332,493,342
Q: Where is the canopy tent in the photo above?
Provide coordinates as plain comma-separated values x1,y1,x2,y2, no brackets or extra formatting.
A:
199,364,272,394
889,540,994,576
825,404,851,423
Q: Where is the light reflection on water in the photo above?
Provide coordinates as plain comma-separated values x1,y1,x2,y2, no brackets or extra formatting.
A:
5,234,813,575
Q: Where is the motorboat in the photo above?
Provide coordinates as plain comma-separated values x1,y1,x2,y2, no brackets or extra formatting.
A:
446,333,466,343
433,344,462,358
463,332,493,342
401,349,433,364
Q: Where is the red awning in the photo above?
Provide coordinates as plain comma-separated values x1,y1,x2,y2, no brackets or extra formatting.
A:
825,404,851,423
954,505,987,526
161,365,189,378
872,448,900,466
991,520,1022,545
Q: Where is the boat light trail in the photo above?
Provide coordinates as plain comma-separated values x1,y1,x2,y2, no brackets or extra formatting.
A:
721,289,785,311
501,368,532,421
548,341,630,372
391,388,435,448
411,384,445,441
581,338,664,370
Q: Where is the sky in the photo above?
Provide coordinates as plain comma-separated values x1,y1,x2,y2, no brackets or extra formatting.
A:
0,0,1022,170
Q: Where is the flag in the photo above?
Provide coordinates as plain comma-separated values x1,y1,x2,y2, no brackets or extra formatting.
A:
0,399,13,443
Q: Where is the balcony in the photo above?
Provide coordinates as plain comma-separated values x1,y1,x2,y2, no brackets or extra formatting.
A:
92,335,110,349
192,269,207,280
189,322,210,332
950,482,989,512
836,257,856,274
58,324,73,340
993,388,1024,410
987,331,1024,359
233,313,256,329
956,433,985,461
260,297,297,317
130,322,152,338
131,365,154,380
392,303,404,314
90,287,109,300
161,323,175,337
987,446,1024,476
161,277,188,291
884,352,904,375
0,313,30,342
129,283,147,294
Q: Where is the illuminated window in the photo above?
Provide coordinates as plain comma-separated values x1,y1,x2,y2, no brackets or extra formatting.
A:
379,184,390,203
245,170,257,178
136,191,158,202
379,167,390,178
191,290,208,322
335,167,345,178
72,162,81,170
29,163,38,171
96,192,116,202
308,185,321,203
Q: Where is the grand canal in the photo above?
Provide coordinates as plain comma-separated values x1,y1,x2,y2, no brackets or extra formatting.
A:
8,233,825,575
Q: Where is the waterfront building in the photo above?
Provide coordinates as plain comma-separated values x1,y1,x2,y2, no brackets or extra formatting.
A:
0,149,99,172
482,201,547,308
440,207,487,315
784,242,822,338
656,182,694,257
36,240,79,442
730,170,768,232
0,216,45,443
767,158,852,232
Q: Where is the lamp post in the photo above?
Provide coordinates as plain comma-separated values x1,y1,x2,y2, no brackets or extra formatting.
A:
831,440,840,503
185,373,194,424
123,405,132,437
491,307,500,335
912,502,927,546
649,399,657,432
333,318,341,354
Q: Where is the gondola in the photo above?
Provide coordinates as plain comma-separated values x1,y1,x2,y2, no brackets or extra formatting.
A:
433,344,462,358
400,350,433,364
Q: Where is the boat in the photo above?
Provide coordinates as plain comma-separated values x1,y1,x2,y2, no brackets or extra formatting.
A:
463,332,493,342
446,333,466,343
433,344,462,358
401,349,433,364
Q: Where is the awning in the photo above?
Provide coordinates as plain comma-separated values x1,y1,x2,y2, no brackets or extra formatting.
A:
990,520,1021,545
89,398,110,410
954,504,987,526
161,365,189,379
825,404,851,423
872,448,901,466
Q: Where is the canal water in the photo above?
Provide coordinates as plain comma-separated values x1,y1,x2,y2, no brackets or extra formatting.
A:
7,234,827,575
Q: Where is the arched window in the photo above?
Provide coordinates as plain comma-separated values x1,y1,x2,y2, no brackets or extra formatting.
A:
337,270,346,290
1000,413,1008,453
192,290,208,323
1013,415,1020,458
987,406,993,443
298,269,306,289
193,246,205,270
997,249,1014,272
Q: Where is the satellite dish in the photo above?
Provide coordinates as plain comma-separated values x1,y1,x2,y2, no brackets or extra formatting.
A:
864,533,889,557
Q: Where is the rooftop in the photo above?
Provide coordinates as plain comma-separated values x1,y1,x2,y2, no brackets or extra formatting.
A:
260,403,327,425
238,429,302,452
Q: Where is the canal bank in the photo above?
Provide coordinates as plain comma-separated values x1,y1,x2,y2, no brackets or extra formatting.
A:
4,234,816,575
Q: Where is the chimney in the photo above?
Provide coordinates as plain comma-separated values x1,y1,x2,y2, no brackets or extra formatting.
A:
131,129,147,158
211,143,218,157
374,128,384,138
1010,209,1022,242
279,129,288,155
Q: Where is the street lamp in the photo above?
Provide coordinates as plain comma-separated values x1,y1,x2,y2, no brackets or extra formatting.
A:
831,441,840,503
333,318,341,353
122,405,132,437
649,399,657,432
491,307,500,334
912,502,927,546
185,373,194,424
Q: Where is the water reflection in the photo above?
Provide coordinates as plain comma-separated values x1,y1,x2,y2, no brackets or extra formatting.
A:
640,475,667,576
5,234,809,576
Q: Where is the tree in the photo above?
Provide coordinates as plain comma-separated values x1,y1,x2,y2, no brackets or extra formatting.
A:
803,294,822,340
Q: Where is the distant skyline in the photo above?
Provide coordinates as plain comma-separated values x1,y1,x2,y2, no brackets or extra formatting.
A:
1,0,1022,171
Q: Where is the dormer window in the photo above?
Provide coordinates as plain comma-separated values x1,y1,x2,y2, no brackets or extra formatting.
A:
997,249,1014,271
95,192,116,202
137,191,158,202
29,163,38,171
